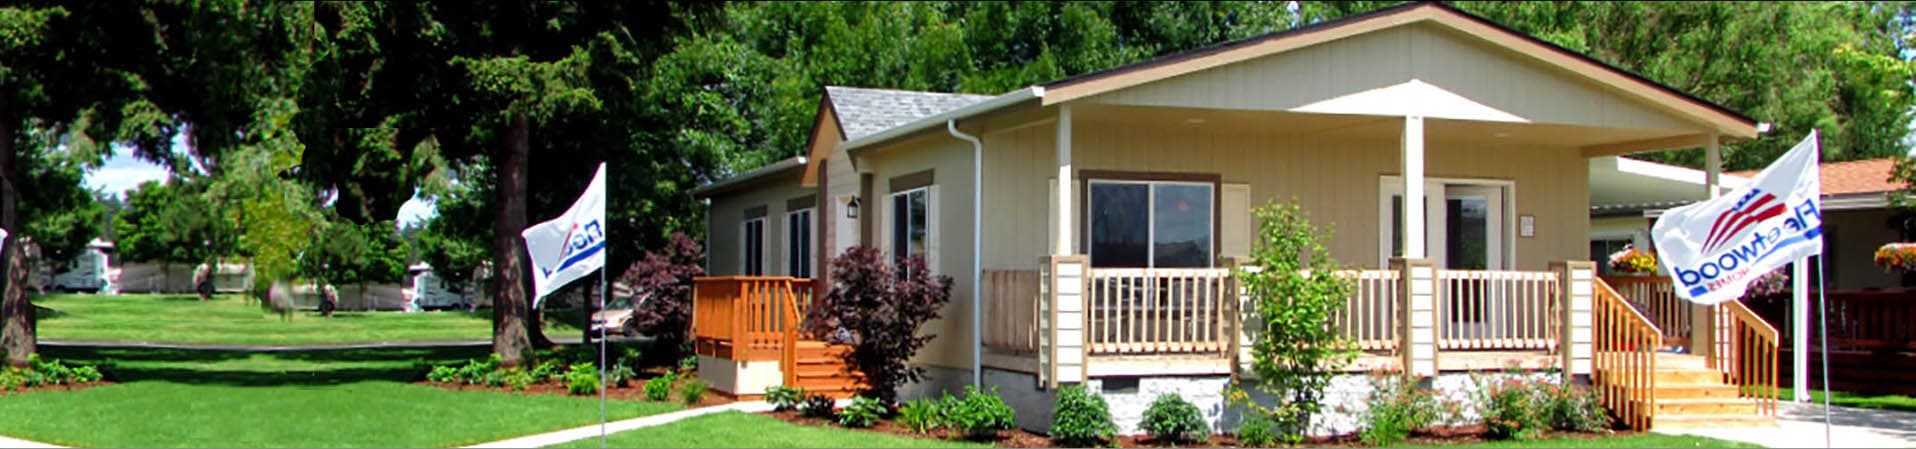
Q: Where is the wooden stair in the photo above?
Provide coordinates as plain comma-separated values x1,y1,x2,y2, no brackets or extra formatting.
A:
1647,354,1775,429
787,340,862,399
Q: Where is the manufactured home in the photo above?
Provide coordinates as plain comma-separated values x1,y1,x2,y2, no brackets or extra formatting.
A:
692,2,1781,435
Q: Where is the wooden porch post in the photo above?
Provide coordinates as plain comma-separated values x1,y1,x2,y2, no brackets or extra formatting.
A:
1402,116,1426,259
1555,260,1596,380
1396,258,1437,377
1693,133,1721,359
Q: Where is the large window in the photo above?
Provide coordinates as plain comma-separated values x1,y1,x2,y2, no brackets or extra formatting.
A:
1088,180,1214,268
741,218,765,275
889,187,930,261
786,208,814,278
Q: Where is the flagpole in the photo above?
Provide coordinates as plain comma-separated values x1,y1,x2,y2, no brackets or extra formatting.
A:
599,264,608,449
1815,255,1832,448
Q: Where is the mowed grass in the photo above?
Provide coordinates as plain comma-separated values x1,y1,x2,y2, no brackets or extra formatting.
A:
0,346,676,448
548,411,989,448
1780,387,1916,413
34,293,579,346
1405,433,1762,448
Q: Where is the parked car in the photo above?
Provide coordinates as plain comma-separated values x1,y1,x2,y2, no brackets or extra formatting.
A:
590,293,642,337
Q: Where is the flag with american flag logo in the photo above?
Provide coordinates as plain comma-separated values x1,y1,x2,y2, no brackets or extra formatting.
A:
1652,132,1823,305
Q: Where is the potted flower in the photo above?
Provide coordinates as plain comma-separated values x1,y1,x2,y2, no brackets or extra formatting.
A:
1744,267,1790,302
1608,245,1658,275
1876,242,1916,272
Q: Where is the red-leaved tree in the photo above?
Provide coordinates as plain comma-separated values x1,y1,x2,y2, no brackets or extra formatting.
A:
803,246,952,405
619,232,705,363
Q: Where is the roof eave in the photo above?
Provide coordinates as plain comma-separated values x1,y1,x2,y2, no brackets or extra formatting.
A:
689,156,809,199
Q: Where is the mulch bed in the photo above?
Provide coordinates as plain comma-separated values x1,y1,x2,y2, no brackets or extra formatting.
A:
419,369,734,408
1,381,112,395
765,410,1630,448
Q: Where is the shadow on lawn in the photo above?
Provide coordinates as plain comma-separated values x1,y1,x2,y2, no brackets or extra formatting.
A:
38,346,495,387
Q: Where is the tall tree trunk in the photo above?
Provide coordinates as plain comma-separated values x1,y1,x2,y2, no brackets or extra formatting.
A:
492,113,532,365
0,89,35,367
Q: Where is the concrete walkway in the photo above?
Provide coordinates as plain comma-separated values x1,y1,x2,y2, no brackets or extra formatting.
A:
0,434,64,448
463,401,777,448
1658,403,1916,448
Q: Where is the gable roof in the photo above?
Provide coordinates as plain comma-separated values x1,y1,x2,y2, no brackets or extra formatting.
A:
1040,1,1756,138
1729,157,1901,196
824,86,993,141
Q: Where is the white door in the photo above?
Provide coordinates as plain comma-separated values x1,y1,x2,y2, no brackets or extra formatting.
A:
1381,179,1511,341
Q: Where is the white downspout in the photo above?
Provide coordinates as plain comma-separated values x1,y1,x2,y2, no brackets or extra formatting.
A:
949,119,984,387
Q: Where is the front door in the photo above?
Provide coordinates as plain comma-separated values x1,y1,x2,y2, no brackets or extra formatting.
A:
1381,179,1508,269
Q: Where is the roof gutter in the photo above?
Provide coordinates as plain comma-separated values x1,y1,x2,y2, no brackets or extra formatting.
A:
689,156,809,199
842,86,1044,156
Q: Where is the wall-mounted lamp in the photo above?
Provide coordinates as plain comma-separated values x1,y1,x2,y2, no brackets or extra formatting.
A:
846,196,861,219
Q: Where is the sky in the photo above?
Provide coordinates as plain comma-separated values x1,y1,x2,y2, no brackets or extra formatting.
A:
82,144,439,228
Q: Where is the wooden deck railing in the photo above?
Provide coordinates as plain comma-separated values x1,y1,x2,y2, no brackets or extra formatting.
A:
692,276,814,362
981,269,1041,354
1603,275,1692,346
1745,288,1916,352
1436,270,1560,351
1712,300,1780,418
1331,269,1400,352
1593,278,1661,431
1086,268,1233,355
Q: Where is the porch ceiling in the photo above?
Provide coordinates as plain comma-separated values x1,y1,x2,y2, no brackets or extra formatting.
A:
1072,103,1696,150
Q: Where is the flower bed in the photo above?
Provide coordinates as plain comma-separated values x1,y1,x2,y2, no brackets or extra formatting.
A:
1,354,108,395
416,348,730,407
1876,243,1916,271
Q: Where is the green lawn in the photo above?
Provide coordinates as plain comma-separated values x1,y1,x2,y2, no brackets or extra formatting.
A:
34,293,580,346
1407,433,1761,448
0,346,675,448
548,411,989,448
1780,387,1916,413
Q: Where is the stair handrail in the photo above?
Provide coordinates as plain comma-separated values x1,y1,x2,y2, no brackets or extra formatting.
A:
1715,300,1780,418
1593,278,1662,430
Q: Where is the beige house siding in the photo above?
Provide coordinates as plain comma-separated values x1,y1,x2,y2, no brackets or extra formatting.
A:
861,135,979,370
976,114,1591,272
1087,23,1697,134
704,171,817,277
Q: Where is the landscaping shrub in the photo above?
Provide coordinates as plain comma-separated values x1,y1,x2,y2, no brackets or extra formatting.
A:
1546,382,1611,432
1359,372,1436,446
767,386,805,411
1049,385,1117,447
802,246,953,405
1141,394,1209,444
1236,413,1277,448
70,366,102,383
801,394,837,418
644,373,675,401
1228,200,1358,443
565,364,598,395
897,397,945,433
679,378,708,405
605,364,635,388
618,232,705,363
482,369,507,388
1479,376,1547,441
948,385,1015,440
504,368,537,392
529,359,565,382
0,369,21,391
677,355,698,374
426,365,458,383
837,396,887,428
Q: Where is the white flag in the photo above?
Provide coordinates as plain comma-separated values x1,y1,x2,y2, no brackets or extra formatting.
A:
523,163,608,305
1652,132,1823,305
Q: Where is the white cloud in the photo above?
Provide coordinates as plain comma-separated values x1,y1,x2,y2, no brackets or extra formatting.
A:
84,146,170,196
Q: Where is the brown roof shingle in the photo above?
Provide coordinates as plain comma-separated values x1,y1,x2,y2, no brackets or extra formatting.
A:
1729,158,1901,196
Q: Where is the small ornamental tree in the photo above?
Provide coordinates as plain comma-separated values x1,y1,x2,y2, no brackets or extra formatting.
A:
1227,200,1357,442
619,232,705,362
804,245,952,405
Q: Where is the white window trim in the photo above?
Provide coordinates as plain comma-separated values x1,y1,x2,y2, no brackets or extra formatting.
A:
1377,176,1516,269
741,217,766,275
1085,179,1217,268
885,186,938,271
785,208,815,278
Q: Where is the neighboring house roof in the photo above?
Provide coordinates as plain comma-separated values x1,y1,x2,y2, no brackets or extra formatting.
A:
824,86,993,141
1728,157,1901,196
689,156,810,199
1589,156,1750,216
